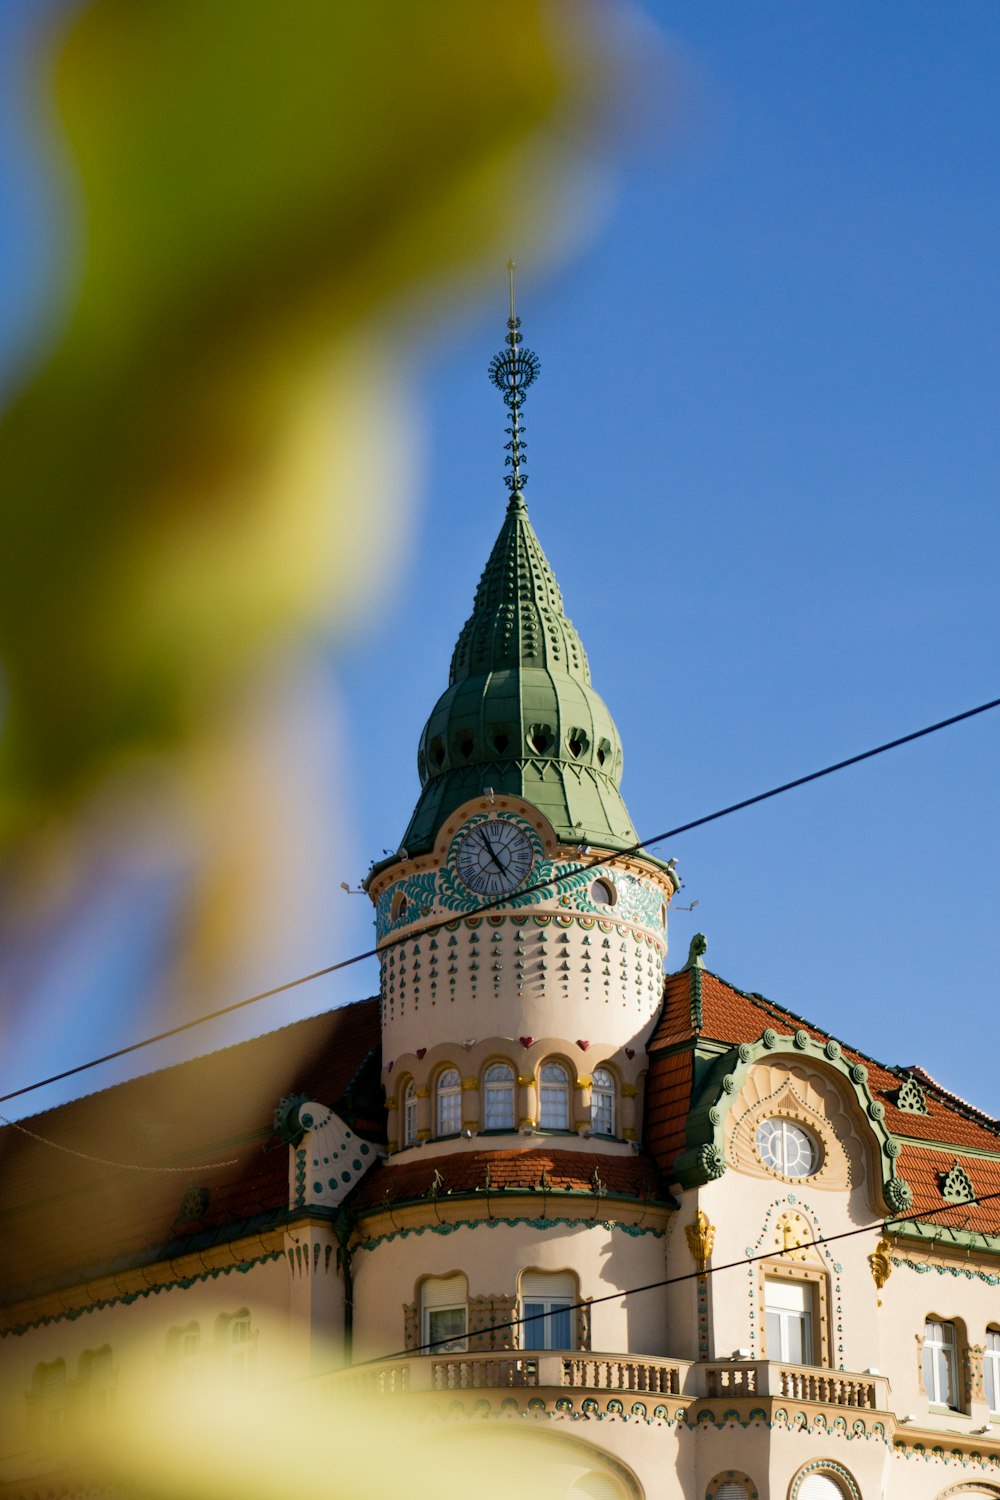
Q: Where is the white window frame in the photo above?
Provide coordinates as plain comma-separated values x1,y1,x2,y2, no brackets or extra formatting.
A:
520,1272,576,1352
402,1080,418,1146
227,1312,254,1389
923,1318,959,1407
756,1117,818,1178
483,1063,515,1130
421,1275,468,1355
986,1328,1000,1412
436,1068,462,1136
765,1278,814,1365
539,1062,570,1130
591,1068,615,1136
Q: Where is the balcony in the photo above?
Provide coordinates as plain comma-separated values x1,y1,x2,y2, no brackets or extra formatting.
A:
322,1350,689,1408
321,1354,893,1428
703,1360,886,1411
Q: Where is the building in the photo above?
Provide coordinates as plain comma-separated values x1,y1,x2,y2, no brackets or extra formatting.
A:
2,309,1000,1500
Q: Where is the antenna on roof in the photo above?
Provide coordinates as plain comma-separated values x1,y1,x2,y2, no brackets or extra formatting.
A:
488,260,540,494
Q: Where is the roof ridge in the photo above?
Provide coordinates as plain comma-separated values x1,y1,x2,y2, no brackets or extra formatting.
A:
5,995,380,1127
666,966,1000,1132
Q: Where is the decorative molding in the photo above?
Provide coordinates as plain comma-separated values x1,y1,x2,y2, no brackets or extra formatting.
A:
869,1238,892,1303
352,1215,666,1255
684,1210,715,1274
672,1029,913,1216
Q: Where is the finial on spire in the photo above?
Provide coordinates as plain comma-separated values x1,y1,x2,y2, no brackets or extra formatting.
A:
488,260,540,492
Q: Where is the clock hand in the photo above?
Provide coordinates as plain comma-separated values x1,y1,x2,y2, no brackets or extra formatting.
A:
479,831,507,875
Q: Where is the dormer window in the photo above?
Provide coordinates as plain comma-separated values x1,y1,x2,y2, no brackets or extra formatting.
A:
756,1118,819,1179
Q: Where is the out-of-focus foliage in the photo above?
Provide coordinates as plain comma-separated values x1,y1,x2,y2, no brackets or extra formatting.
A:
77,1375,631,1500
0,0,616,843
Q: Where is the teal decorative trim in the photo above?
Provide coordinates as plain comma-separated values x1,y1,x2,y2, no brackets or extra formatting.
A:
745,1196,846,1368
352,1214,665,1254
891,1255,1000,1285
376,816,668,940
895,1075,929,1114
790,1460,860,1499
942,1160,976,1203
670,1022,912,1215
1,1251,284,1338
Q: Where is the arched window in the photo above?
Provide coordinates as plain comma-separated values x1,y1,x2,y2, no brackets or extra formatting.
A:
794,1473,854,1500
591,1068,615,1136
713,1481,754,1500
539,1062,570,1130
483,1063,515,1130
77,1346,114,1414
223,1310,254,1389
168,1322,200,1386
402,1079,418,1146
436,1067,462,1136
765,1279,814,1364
521,1271,576,1351
923,1318,959,1408
986,1328,1000,1411
421,1273,467,1354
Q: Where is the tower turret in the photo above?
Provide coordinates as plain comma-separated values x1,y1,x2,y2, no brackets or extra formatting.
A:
367,276,678,1156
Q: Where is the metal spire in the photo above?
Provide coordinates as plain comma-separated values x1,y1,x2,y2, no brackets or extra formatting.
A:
488,260,540,492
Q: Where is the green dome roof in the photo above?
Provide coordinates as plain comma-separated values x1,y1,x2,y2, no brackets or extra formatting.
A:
399,493,639,856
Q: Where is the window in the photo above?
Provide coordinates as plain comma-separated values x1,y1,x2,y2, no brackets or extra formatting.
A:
590,878,616,907
483,1063,515,1130
923,1318,959,1407
226,1311,254,1389
591,1068,615,1136
28,1360,68,1450
521,1271,575,1351
436,1068,462,1136
765,1279,813,1364
756,1117,819,1178
715,1485,751,1500
986,1328,1000,1411
78,1346,115,1414
421,1274,467,1354
402,1080,418,1146
539,1062,570,1130
797,1478,846,1500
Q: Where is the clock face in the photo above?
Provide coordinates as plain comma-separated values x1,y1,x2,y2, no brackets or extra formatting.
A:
455,819,534,897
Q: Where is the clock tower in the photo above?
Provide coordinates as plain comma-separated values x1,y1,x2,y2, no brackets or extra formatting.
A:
364,280,678,1153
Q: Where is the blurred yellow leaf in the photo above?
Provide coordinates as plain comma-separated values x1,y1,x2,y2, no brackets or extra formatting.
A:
0,0,614,840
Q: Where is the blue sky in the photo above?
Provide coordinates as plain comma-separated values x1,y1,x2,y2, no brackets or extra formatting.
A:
2,3,999,1117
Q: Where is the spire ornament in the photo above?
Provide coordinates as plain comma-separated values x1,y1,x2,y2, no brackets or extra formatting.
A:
488,260,540,491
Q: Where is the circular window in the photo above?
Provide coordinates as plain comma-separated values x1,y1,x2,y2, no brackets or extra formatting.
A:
591,878,616,907
756,1118,819,1178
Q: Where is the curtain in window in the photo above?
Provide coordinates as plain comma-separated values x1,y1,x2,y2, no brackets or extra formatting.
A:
436,1068,461,1136
797,1474,849,1499
765,1279,813,1364
539,1062,570,1130
483,1063,515,1129
986,1329,1000,1411
521,1271,575,1351
403,1080,418,1145
922,1319,958,1407
591,1068,615,1135
422,1274,468,1354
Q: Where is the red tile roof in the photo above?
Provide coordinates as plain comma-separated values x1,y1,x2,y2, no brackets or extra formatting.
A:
352,1147,667,1213
645,966,1000,1200
0,998,380,1313
895,1146,1000,1238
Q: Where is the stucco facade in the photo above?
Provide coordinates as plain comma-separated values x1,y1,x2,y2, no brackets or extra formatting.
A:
2,344,999,1500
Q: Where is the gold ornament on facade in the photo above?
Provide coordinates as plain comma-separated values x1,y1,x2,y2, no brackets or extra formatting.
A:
869,1237,892,1304
774,1210,814,1262
684,1209,715,1274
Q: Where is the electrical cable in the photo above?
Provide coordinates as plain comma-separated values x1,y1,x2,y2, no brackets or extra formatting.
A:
354,1185,1000,1366
1,693,997,1111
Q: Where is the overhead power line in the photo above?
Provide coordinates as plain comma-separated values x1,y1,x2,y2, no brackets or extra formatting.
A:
1,693,997,1111
358,1185,1000,1366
